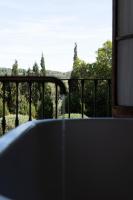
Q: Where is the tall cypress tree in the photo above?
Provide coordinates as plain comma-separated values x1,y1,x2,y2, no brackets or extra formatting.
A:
8,60,19,113
67,43,81,114
31,62,40,111
33,62,40,75
37,53,53,119
40,53,46,76
73,42,78,62
12,60,18,76
71,42,78,77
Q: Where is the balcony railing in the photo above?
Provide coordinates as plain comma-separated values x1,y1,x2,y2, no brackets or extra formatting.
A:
0,76,112,134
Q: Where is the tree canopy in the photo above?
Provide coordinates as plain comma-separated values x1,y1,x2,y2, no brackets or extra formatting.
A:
67,40,112,117
12,60,18,76
71,40,112,79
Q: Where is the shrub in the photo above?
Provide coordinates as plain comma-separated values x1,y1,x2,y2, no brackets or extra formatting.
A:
37,85,53,119
0,114,29,135
37,95,53,119
59,113,88,119
0,98,9,118
19,95,29,115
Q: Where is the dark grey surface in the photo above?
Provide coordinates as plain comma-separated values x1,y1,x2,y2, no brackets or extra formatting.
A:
0,119,133,199
117,0,133,106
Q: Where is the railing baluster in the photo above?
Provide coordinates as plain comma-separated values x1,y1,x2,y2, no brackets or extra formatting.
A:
42,83,45,118
15,82,19,127
81,79,84,119
94,79,98,117
68,80,71,118
2,82,6,134
29,82,32,121
0,77,112,134
55,83,58,119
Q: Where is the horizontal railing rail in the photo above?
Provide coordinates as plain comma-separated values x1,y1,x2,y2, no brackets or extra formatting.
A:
0,76,112,134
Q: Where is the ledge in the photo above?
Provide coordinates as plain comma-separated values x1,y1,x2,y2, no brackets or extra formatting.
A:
112,106,133,117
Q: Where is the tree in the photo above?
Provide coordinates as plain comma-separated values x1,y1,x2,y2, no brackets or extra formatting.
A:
0,98,9,118
40,53,46,76
33,62,40,75
12,60,18,76
31,62,40,110
8,60,19,113
73,42,78,62
67,41,112,117
95,40,112,78
27,68,32,76
66,44,82,114
33,54,53,119
19,95,29,115
37,86,53,119
71,58,89,78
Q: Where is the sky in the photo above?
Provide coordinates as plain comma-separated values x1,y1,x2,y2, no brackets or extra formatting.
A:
0,0,112,72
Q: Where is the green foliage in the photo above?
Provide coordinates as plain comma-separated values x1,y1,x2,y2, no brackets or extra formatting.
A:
19,95,29,115
31,63,40,110
31,104,36,118
0,41,112,134
0,68,11,75
12,60,19,76
0,114,29,135
27,68,32,76
6,60,19,113
71,58,89,78
37,86,53,119
33,62,40,75
0,68,71,79
0,98,9,118
59,113,88,119
71,41,112,79
69,40,112,117
73,42,78,61
95,40,112,78
31,59,53,119
40,53,46,76
7,83,16,114
65,92,81,113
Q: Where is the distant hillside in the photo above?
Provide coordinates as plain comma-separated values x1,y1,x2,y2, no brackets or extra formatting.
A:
0,68,71,79
46,70,71,79
0,68,26,76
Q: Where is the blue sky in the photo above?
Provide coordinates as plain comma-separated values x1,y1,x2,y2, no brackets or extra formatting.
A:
0,0,112,72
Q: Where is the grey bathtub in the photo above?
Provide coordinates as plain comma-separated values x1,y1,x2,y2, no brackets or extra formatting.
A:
0,118,133,200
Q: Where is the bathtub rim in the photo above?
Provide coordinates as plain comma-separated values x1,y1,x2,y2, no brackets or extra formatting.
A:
0,117,133,156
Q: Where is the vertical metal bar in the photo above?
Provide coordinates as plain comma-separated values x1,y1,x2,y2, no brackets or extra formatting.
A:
68,80,71,118
81,79,84,118
107,79,111,116
42,83,45,118
15,82,19,127
55,83,58,119
93,79,98,117
2,82,6,134
29,82,32,121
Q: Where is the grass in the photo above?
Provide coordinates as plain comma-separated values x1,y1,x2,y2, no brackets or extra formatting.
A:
0,114,29,135
59,113,88,119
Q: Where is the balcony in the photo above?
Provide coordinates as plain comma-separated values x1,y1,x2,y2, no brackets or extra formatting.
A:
1,0,133,199
0,76,112,135
0,76,133,199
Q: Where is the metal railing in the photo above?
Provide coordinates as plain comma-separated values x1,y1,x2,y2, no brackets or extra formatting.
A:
0,76,112,134
62,78,112,119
